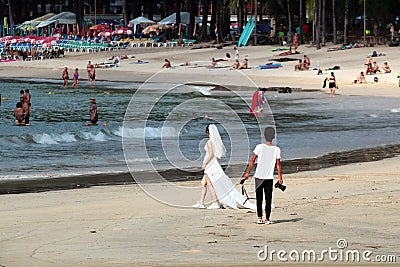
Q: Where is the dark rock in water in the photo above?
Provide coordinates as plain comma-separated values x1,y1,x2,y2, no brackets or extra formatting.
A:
259,87,297,93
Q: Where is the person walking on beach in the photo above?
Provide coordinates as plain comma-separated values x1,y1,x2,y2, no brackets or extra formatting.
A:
243,127,283,224
193,124,256,209
88,98,98,125
327,72,338,97
62,67,69,88
234,46,239,61
193,124,222,209
72,68,79,88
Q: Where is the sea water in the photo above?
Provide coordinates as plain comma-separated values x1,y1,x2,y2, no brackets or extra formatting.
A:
1,78,400,182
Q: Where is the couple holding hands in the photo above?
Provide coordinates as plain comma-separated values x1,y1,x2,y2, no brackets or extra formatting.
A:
193,124,284,225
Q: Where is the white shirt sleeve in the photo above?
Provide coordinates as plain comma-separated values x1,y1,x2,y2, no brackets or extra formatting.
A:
275,147,281,160
253,144,262,156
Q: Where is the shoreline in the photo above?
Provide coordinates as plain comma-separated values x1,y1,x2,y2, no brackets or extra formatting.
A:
2,143,400,195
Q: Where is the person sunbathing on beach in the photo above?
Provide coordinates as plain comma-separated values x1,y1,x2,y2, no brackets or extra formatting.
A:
383,61,391,73
238,58,248,69
209,58,217,68
275,46,293,56
162,58,171,68
354,71,367,84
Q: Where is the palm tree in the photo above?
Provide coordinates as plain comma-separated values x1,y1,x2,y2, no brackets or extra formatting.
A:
210,0,217,40
188,0,197,38
321,0,326,45
175,0,181,37
122,0,128,26
286,0,293,42
314,0,321,49
7,0,14,35
343,0,349,44
199,0,210,41
299,0,303,43
332,0,337,44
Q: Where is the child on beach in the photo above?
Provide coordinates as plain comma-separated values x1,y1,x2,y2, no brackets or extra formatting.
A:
243,127,283,224
72,68,79,88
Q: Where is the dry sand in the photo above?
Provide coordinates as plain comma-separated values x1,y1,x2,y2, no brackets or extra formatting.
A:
1,43,399,96
1,43,400,265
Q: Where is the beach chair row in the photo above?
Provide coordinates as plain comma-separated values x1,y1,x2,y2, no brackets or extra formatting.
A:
56,40,129,53
129,38,196,48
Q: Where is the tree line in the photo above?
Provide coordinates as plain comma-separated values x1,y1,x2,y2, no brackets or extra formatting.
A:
2,0,400,46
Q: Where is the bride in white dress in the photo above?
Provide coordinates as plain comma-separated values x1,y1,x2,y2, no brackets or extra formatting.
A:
192,124,256,209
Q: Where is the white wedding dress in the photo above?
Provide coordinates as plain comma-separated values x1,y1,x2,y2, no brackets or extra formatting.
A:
204,142,256,209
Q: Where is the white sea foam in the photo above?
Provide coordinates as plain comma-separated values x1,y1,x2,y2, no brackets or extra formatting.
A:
33,133,77,145
192,85,214,96
81,131,107,142
390,108,400,113
116,126,177,139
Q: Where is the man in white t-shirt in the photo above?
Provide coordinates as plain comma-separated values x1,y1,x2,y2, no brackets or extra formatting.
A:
243,127,284,224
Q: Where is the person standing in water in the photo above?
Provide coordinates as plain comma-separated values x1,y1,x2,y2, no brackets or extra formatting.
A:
72,68,79,88
88,98,98,125
13,102,25,125
62,67,69,88
25,89,31,106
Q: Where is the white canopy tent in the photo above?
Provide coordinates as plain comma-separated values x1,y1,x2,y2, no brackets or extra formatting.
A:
129,16,155,34
158,12,201,25
36,12,76,28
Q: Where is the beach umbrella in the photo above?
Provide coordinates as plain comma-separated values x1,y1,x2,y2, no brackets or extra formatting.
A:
90,24,107,31
98,29,112,37
112,28,132,35
142,24,170,35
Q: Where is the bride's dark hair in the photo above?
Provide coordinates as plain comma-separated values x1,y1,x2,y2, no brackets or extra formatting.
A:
206,124,210,134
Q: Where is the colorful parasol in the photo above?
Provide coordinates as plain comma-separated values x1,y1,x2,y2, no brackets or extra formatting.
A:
111,28,133,35
142,24,170,35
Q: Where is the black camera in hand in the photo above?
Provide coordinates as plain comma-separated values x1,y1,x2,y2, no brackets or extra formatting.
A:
275,181,286,192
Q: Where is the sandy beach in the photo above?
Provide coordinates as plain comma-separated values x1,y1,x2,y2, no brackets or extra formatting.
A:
1,43,400,265
1,43,399,96
1,157,399,266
